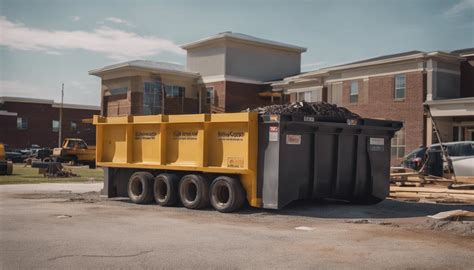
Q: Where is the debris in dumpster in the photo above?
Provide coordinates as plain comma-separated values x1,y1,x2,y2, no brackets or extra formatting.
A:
245,101,360,122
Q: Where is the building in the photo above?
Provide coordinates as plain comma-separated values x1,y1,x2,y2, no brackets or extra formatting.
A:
89,32,474,165
0,97,100,149
89,32,305,116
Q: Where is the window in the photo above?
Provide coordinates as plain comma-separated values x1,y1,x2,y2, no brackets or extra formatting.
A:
143,82,162,115
17,117,27,130
350,81,358,103
395,74,406,99
297,91,312,102
70,121,77,131
52,120,59,132
206,87,215,105
165,85,185,98
109,87,128,95
391,128,406,158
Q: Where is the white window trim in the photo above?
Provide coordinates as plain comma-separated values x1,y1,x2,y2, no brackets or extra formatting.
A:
394,74,406,100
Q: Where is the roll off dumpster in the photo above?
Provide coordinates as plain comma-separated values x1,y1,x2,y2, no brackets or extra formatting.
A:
93,112,401,212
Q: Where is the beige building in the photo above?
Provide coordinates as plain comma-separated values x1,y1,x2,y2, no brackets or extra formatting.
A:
90,32,306,116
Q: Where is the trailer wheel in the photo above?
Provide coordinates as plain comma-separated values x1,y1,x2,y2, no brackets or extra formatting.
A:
179,174,209,209
210,176,245,213
154,174,179,206
128,172,155,204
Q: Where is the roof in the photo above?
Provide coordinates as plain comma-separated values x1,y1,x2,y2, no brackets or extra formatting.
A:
0,96,100,111
451,48,474,57
89,60,199,78
339,51,423,66
424,97,474,106
181,31,307,53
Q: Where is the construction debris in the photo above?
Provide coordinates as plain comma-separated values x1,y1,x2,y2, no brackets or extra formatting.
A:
246,101,360,122
428,210,474,221
390,186,474,204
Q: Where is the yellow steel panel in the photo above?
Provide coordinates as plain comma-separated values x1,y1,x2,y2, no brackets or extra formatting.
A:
132,124,162,164
167,114,209,123
165,123,204,166
207,122,249,169
101,125,127,163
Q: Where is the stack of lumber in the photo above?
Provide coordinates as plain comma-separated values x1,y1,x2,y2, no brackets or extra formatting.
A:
390,186,474,204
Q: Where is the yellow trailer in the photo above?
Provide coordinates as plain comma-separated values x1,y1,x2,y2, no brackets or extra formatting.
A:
94,112,401,212
94,112,259,212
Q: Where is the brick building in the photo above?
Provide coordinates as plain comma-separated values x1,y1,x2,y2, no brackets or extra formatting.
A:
89,32,473,165
0,97,100,149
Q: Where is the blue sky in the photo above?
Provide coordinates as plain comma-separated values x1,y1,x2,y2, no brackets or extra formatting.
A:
1,0,473,105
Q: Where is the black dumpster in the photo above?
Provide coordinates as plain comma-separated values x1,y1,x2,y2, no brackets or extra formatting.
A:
257,114,403,209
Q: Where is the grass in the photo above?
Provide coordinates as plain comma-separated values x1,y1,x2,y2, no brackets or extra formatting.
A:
0,164,104,185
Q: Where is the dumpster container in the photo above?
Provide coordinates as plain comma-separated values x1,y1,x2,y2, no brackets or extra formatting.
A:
94,112,402,212
258,115,402,209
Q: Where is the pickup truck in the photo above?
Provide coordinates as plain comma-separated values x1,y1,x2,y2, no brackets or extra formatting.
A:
0,143,13,175
52,138,96,168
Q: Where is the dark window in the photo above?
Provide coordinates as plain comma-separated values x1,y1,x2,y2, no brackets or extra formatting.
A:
109,87,128,95
206,87,214,105
395,74,406,99
143,82,162,115
165,85,185,98
350,81,358,103
17,117,27,130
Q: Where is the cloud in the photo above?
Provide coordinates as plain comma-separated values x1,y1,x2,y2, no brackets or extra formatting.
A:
103,17,134,27
444,0,474,17
71,16,80,22
0,80,39,96
0,16,185,61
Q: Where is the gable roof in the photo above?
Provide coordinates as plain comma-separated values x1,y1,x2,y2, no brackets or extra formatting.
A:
89,60,199,77
181,31,307,53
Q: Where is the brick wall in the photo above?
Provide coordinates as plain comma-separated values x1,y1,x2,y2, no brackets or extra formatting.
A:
0,102,99,149
225,81,269,112
338,72,426,165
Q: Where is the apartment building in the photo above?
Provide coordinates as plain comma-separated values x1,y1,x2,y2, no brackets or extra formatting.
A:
0,97,100,148
89,32,473,164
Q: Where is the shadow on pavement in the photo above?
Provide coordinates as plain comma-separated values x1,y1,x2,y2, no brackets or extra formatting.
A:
237,199,474,219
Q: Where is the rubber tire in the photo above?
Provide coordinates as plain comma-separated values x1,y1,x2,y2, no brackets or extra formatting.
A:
128,172,155,204
154,174,179,206
88,161,96,169
179,174,210,209
350,196,384,205
6,161,13,175
210,176,246,213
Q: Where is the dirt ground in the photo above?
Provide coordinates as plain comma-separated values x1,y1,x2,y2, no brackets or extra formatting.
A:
1,183,473,269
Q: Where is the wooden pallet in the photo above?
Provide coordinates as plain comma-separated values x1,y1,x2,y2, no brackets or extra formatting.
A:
390,186,474,204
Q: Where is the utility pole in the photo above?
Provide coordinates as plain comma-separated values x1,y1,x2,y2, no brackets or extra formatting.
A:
58,83,64,147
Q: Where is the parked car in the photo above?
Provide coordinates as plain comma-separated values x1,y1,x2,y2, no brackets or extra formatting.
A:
5,151,24,163
401,141,474,176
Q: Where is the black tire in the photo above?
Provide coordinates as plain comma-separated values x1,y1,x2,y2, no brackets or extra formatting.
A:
154,173,179,206
128,172,155,204
88,161,96,169
210,176,246,213
179,174,210,209
350,196,384,205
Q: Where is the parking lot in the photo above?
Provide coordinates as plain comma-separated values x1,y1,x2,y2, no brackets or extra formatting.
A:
1,183,473,269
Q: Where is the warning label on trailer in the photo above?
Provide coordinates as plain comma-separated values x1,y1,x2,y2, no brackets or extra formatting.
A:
217,131,244,141
227,157,244,168
172,131,198,140
135,132,157,140
369,137,385,151
286,134,302,145
269,126,279,142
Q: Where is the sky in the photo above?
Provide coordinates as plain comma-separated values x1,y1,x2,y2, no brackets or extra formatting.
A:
0,0,473,106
